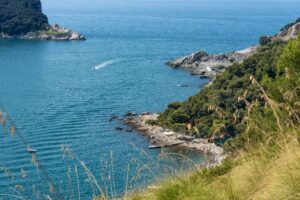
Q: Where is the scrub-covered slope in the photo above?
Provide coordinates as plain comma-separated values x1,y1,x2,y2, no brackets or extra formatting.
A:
0,0,49,35
147,19,300,152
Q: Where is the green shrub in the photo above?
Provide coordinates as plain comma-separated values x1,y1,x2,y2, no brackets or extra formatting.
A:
170,110,190,124
229,57,235,63
167,102,182,109
146,119,159,126
259,36,271,46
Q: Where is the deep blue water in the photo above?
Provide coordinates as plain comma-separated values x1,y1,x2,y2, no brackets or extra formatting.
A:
0,0,299,199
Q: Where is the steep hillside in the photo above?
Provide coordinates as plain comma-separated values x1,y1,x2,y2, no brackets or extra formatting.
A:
0,0,49,35
157,41,285,146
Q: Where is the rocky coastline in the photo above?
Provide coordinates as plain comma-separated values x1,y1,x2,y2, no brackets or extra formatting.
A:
123,113,226,167
0,24,86,41
167,21,300,79
120,22,300,168
166,46,258,79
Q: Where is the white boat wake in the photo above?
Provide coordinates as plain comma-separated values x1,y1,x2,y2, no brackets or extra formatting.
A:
92,58,145,70
92,59,125,70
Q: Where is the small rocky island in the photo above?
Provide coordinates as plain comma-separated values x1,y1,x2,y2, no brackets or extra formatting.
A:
167,19,300,79
0,0,85,40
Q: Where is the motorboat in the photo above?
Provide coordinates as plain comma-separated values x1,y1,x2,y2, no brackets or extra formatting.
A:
27,146,37,154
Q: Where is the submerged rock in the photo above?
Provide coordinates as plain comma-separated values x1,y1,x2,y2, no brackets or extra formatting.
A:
109,115,120,121
115,126,123,131
124,112,138,117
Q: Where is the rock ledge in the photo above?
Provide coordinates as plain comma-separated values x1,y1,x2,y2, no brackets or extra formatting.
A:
124,113,227,167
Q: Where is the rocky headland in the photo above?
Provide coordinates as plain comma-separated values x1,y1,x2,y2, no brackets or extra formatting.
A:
123,113,226,167
120,19,300,168
0,0,85,40
166,46,258,79
0,24,86,41
167,20,300,79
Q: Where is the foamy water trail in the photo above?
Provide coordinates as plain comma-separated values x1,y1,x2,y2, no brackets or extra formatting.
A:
92,58,146,70
92,59,124,70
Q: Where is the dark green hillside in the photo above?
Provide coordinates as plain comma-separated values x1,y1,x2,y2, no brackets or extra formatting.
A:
156,41,288,146
0,0,49,35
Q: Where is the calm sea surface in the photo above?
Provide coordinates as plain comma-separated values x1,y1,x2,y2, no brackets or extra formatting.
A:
0,0,299,198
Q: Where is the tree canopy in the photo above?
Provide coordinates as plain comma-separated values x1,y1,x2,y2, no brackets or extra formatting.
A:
0,0,49,35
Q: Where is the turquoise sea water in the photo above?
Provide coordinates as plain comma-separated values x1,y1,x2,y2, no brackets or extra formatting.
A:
0,0,299,199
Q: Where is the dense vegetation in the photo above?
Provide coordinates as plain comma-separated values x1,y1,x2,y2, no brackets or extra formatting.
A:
280,17,300,32
126,34,300,200
259,35,272,46
0,0,49,35
155,40,288,146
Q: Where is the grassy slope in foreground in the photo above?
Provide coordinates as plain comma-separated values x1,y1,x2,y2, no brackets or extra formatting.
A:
120,35,300,200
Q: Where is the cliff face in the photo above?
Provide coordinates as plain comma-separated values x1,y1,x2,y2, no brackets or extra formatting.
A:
0,0,49,35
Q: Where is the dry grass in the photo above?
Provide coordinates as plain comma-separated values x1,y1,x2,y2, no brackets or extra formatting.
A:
125,129,300,200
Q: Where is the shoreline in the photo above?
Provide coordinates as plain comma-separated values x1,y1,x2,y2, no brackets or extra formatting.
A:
166,21,300,79
0,24,86,41
120,22,300,169
123,113,227,167
166,46,258,79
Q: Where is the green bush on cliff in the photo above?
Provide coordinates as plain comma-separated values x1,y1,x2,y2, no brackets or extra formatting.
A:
259,35,271,46
264,35,300,106
0,0,49,35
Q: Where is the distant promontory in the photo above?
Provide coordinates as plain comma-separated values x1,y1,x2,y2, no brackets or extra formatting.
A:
167,18,300,79
0,0,85,40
